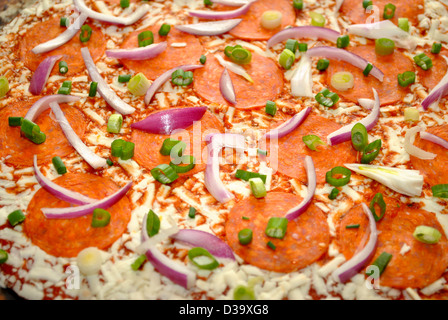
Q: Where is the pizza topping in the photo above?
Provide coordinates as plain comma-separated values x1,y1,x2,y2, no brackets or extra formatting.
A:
382,3,396,19
91,209,111,228
351,123,369,151
29,55,62,95
310,11,326,27
414,53,433,71
188,1,254,19
431,42,442,55
7,209,26,227
249,177,267,198
413,226,442,245
52,156,67,175
0,250,8,264
57,80,72,95
260,10,283,30
278,49,295,70
397,71,416,88
175,19,243,36
315,88,340,107
432,184,448,199
215,54,253,82
293,0,304,10
267,26,340,49
420,131,448,150
404,126,437,160
331,72,354,91
105,42,167,60
265,100,277,116
291,55,313,97
0,76,9,98
188,247,219,270
369,193,387,222
336,35,350,49
76,247,103,276
326,166,352,187
79,24,92,43
264,107,311,139
238,228,253,245
375,38,395,56
126,73,150,96
421,57,448,110
20,119,46,145
107,114,123,134
58,61,68,74
360,139,382,164
227,47,252,64
220,68,237,104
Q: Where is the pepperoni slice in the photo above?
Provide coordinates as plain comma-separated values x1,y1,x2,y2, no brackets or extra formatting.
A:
410,125,448,186
418,49,448,91
336,196,448,289
340,0,424,26
0,99,87,169
18,17,106,75
119,26,203,80
325,44,414,106
24,173,132,258
225,192,330,273
193,52,283,109
217,0,295,41
264,114,357,184
130,109,224,175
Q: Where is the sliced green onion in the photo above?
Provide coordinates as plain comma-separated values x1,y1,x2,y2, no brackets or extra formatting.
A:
265,217,288,239
111,139,135,160
238,228,253,245
398,18,409,32
375,38,395,56
369,193,386,222
138,30,154,47
362,0,373,9
328,188,340,200
58,81,72,95
298,43,308,53
204,0,213,5
331,71,354,91
361,139,382,164
160,139,186,156
337,35,350,48
8,209,26,227
188,247,219,270
397,71,416,88
326,166,352,187
20,119,46,144
58,61,68,74
363,63,373,76
151,164,179,184
414,53,433,71
224,45,236,58
366,252,392,278
413,225,442,244
91,208,111,228
158,23,171,36
315,88,339,107
79,25,92,43
128,73,150,96
120,0,130,8
317,58,330,71
302,134,325,151
118,74,132,83
199,55,207,65
89,82,98,97
235,170,267,184
351,123,368,152
346,224,360,229
171,69,194,86
242,216,250,221
131,254,147,271
285,39,299,53
249,177,267,198
0,249,8,264
60,17,69,27
260,10,283,30
257,149,268,156
233,285,255,300
146,210,160,237
230,47,252,65
0,76,9,98
52,156,67,175
8,117,23,127
170,155,196,173
432,184,448,198
267,241,276,250
293,0,303,10
431,42,442,54
310,11,325,27
404,107,420,122
265,100,277,116
188,207,196,219
106,158,114,166
278,49,295,70
107,114,123,134
383,3,396,19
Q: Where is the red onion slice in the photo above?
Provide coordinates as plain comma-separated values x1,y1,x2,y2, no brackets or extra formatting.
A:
29,55,62,95
24,94,81,122
404,126,437,160
306,46,384,82
130,107,207,135
291,55,313,97
264,107,312,140
105,42,167,60
285,156,316,221
42,180,133,219
211,0,250,5
31,13,88,54
219,68,236,104
144,64,203,105
327,88,380,146
49,102,108,169
332,203,378,283
33,155,96,205
73,0,149,25
81,47,136,115
175,19,242,36
422,56,448,110
170,229,235,260
267,26,340,49
188,1,253,20
420,131,448,150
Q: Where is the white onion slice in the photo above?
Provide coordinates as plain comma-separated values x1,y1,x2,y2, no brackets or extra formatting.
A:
29,55,62,95
264,107,312,140
285,156,316,220
291,55,313,97
358,98,375,110
219,68,236,104
175,19,243,36
31,13,88,54
81,47,136,115
188,1,253,20
404,126,437,160
33,155,96,205
105,42,167,60
215,54,253,83
335,0,344,11
73,0,149,25
212,0,249,5
422,56,448,110
24,94,80,122
49,102,108,170
327,88,380,146
420,131,448,150
332,203,378,283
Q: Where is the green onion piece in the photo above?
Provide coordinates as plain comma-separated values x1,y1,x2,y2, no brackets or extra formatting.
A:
337,35,350,48
397,71,416,87
285,39,299,53
7,209,26,227
188,207,196,219
242,216,250,220
106,158,113,166
150,164,179,184
230,47,252,65
159,138,186,156
346,224,360,229
107,114,123,134
21,119,46,144
235,170,267,184
62,80,72,88
8,117,23,127
204,0,213,5
91,208,111,228
58,61,68,74
265,100,277,116
398,18,409,32
366,252,392,278
310,11,325,27
131,254,147,271
79,25,92,43
369,193,386,222
315,88,339,107
404,107,420,122
413,225,442,244
0,76,9,98
317,58,330,71
188,247,219,270
171,69,194,86
224,45,235,58
0,249,8,264
120,0,130,8
146,210,160,237
118,74,132,83
233,285,255,300
89,82,98,97
60,17,69,27
265,217,288,239
111,139,135,160
128,73,150,96
278,49,295,70
302,134,325,151
199,55,207,64
158,23,171,36
363,63,373,76
375,38,395,56
432,184,448,198
170,155,196,173
238,228,253,245
431,42,442,54
326,166,352,187
361,139,382,164
267,241,276,250
138,30,154,47
383,3,396,19
351,123,368,152
52,156,67,175
293,0,303,10
249,177,267,198
257,149,268,156
298,43,308,53
328,188,340,200
362,0,373,9
58,81,72,95
414,53,433,71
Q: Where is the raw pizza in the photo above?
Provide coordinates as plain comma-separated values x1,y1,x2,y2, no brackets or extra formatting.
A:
0,0,448,301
